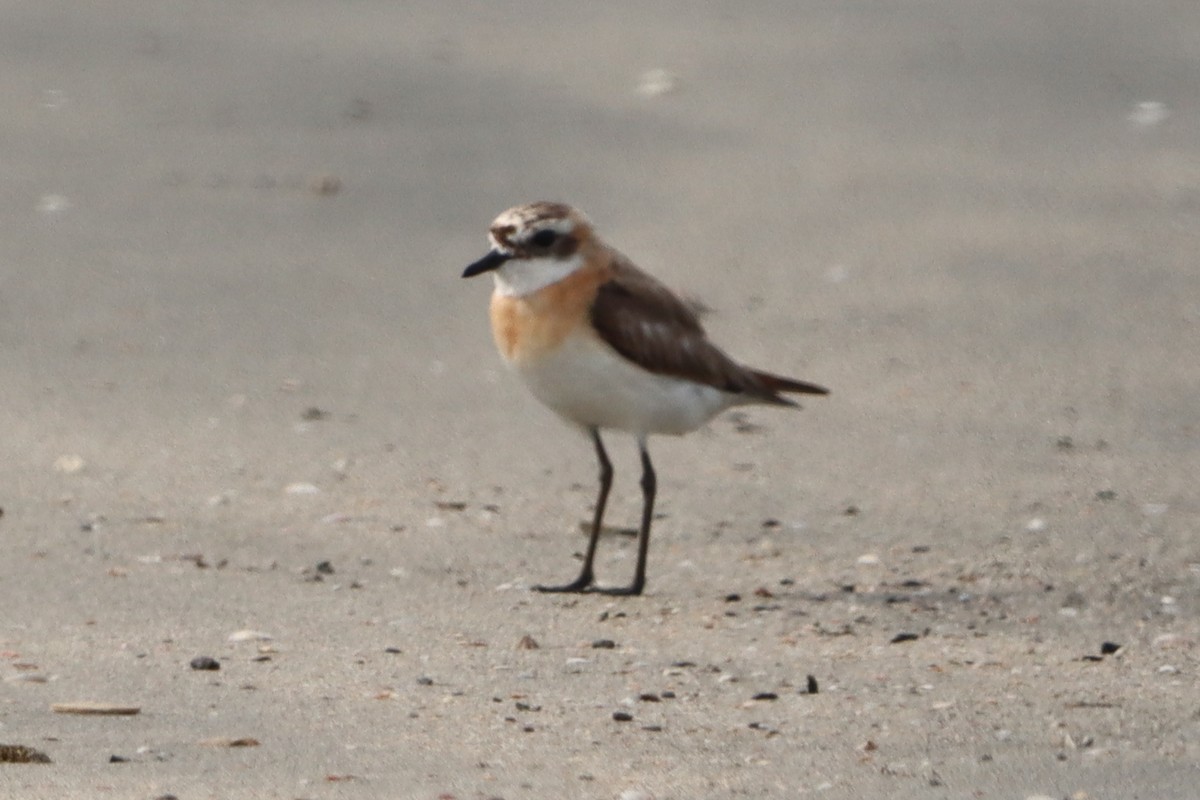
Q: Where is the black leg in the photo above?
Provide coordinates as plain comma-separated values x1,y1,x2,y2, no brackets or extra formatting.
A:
590,438,654,597
534,428,611,593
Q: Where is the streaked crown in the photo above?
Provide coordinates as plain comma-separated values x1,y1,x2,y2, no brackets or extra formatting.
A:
487,202,593,261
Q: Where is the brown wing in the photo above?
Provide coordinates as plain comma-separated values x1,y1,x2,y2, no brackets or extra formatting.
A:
589,254,825,404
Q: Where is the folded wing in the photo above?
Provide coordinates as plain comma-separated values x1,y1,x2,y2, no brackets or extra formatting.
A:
589,255,827,405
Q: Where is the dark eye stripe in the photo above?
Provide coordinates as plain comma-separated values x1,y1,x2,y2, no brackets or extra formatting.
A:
531,229,558,247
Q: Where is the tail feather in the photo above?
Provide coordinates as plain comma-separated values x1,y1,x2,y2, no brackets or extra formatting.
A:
751,369,829,405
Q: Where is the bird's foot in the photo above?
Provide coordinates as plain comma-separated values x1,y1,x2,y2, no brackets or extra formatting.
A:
533,571,644,596
584,582,644,597
533,580,644,597
532,574,594,593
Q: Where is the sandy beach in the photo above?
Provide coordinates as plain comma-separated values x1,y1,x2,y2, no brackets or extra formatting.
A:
2,2,1199,798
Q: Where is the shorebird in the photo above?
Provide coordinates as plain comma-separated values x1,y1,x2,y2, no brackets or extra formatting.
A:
463,202,827,595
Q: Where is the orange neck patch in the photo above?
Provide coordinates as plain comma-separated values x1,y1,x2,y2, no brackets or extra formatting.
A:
489,258,609,364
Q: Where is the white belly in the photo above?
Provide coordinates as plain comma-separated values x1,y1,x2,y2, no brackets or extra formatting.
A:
512,332,739,436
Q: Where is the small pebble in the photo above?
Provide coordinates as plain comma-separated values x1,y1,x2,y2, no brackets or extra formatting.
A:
1099,642,1121,655
309,173,342,196
752,692,778,701
284,482,320,495
109,754,129,763
52,702,140,716
619,789,655,800
53,454,86,474
136,746,170,761
1152,633,1191,649
1128,100,1169,126
4,673,48,684
416,676,434,686
38,194,72,214
517,634,539,650
805,675,819,694
636,68,678,97
1062,590,1086,608
189,656,220,671
199,737,260,747
0,744,52,764
592,639,616,649
227,630,273,643
344,97,379,124
612,711,634,722
891,632,920,644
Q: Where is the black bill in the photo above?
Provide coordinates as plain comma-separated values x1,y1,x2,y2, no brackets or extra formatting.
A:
462,250,511,278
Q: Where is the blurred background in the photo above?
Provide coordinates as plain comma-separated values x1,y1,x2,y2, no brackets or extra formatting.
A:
3,1,1196,549
1,1,1198,792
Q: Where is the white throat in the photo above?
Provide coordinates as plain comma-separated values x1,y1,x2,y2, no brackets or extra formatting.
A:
493,253,585,297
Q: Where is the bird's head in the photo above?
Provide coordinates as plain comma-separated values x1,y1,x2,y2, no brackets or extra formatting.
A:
463,202,595,296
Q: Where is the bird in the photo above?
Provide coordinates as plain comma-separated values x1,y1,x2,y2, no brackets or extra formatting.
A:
462,202,827,596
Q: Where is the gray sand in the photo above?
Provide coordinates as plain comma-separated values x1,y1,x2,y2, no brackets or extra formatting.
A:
2,2,1198,798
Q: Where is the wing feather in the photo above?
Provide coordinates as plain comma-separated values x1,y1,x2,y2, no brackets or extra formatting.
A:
589,255,825,403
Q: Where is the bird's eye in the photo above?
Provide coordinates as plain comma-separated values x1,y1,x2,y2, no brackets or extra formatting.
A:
530,229,558,248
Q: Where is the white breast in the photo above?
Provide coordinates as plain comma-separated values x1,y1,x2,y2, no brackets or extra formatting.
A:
512,331,740,436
